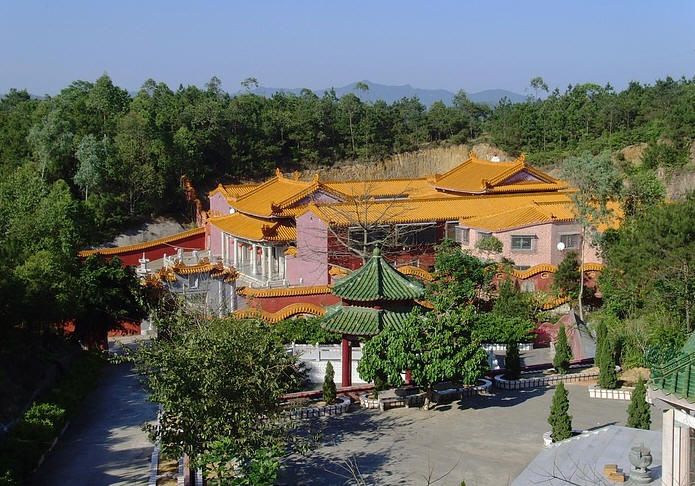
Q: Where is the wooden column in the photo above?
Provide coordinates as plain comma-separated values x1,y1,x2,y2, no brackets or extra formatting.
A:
341,337,352,387
405,370,412,385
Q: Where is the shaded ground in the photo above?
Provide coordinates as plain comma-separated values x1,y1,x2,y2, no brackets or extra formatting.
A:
279,383,662,486
30,337,157,486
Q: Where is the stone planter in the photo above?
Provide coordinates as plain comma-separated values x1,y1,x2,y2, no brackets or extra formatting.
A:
359,390,426,411
542,430,586,447
494,366,597,390
432,379,493,402
284,396,351,420
588,385,634,400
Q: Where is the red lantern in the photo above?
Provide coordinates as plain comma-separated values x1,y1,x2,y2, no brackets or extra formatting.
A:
238,242,244,248
256,248,263,255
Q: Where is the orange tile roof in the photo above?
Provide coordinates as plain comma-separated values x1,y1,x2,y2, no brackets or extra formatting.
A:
233,303,326,323
209,183,260,200
237,285,331,298
208,213,296,242
230,173,316,217
300,192,573,227
396,265,435,281
322,178,432,198
461,201,577,232
79,227,205,257
434,152,567,194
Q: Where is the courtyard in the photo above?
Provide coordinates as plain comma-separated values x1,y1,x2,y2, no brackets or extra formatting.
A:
278,383,662,486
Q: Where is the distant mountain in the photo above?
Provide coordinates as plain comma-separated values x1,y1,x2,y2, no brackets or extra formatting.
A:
237,81,525,107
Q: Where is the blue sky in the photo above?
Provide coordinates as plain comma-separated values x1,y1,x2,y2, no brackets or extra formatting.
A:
1,0,694,95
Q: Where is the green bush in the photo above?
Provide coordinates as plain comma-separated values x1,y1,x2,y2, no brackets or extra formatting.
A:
641,142,688,170
598,339,618,389
627,377,651,430
553,324,572,374
272,317,341,344
0,352,105,485
548,382,573,442
472,314,535,343
322,362,337,404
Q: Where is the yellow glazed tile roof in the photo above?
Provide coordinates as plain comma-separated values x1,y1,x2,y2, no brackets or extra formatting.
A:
230,173,316,217
434,152,567,194
209,213,296,242
233,303,326,323
79,227,205,257
237,285,332,298
461,201,576,232
209,183,260,200
322,178,432,198
300,192,573,226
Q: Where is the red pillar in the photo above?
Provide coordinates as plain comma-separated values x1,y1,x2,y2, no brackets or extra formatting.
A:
341,337,352,387
405,370,412,385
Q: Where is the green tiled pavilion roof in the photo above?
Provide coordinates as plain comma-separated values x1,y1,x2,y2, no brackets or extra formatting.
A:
320,304,412,336
649,333,695,403
332,248,425,302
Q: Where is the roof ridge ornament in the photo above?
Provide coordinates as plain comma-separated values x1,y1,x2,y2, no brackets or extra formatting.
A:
275,168,283,178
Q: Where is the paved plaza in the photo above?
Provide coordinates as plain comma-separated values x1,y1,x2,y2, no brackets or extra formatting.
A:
279,383,662,486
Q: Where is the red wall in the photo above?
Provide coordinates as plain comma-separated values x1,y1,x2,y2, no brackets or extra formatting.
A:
248,293,340,313
92,231,206,266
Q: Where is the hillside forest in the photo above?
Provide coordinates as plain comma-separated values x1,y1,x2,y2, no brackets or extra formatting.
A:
2,75,695,239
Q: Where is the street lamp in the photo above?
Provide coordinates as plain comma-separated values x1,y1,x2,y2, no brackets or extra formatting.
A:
557,242,566,251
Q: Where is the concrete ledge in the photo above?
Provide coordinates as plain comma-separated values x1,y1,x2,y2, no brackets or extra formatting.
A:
359,392,426,411
494,366,597,390
284,396,351,420
588,385,634,400
432,379,493,402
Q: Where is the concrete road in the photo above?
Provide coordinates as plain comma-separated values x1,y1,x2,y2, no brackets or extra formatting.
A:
31,342,157,486
279,383,662,486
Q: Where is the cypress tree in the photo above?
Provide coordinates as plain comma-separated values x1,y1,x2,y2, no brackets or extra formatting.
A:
505,341,521,380
553,323,572,374
598,337,618,389
323,362,337,404
548,382,573,442
595,321,608,370
627,377,651,430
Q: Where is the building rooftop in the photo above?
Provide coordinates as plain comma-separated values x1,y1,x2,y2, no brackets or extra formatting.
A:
511,425,661,486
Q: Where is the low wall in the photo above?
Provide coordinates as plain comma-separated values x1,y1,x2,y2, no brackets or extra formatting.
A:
494,366,597,390
285,397,351,420
286,344,365,385
482,343,533,352
588,385,634,400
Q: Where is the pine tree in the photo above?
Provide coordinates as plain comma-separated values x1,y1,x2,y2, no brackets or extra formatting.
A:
505,341,521,380
548,382,573,442
323,362,337,404
627,377,651,430
553,324,572,374
598,336,618,389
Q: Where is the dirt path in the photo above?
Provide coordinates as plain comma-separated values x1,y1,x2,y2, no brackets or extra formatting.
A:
31,341,157,486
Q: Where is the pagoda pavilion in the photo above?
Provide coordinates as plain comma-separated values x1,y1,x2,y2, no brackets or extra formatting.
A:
321,247,425,386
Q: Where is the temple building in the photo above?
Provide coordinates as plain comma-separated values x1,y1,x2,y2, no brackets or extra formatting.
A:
204,152,599,290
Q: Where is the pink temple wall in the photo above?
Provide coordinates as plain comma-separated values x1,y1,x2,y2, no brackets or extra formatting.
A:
461,221,603,268
207,221,223,258
286,212,330,286
209,192,230,217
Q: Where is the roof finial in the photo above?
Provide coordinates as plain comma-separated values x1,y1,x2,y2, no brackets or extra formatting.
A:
468,150,477,160
372,246,381,256
275,168,283,178
293,171,300,180
312,173,319,183
515,153,526,165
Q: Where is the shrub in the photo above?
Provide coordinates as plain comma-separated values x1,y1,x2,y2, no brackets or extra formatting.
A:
272,318,341,344
504,341,521,380
548,382,572,442
641,142,688,170
0,352,105,485
553,324,572,374
472,314,535,343
598,337,618,389
322,362,337,404
627,377,651,430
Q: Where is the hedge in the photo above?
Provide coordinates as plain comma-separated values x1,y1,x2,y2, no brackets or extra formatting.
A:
0,351,105,485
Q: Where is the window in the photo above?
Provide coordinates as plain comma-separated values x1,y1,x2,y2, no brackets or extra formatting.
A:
457,227,470,245
560,233,581,250
511,235,535,251
445,221,458,240
397,224,437,246
477,231,492,243
348,226,390,251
